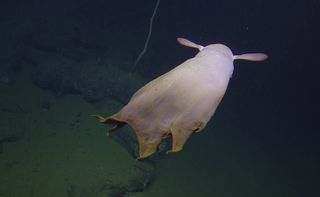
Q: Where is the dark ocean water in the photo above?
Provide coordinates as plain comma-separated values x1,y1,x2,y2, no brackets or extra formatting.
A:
0,0,319,196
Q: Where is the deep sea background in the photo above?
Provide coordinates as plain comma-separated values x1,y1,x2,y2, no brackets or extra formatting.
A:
0,0,319,196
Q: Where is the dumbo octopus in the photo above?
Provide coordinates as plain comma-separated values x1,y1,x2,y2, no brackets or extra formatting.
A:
93,38,268,159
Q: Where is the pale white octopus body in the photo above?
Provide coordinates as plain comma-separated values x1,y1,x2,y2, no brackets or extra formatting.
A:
94,38,268,159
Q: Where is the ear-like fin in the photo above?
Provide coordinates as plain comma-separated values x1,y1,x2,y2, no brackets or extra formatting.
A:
234,53,268,61
177,38,204,51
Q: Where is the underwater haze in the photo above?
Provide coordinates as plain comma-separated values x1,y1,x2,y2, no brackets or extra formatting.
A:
0,0,319,196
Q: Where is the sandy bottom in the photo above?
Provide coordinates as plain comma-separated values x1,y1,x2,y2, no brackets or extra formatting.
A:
0,69,140,196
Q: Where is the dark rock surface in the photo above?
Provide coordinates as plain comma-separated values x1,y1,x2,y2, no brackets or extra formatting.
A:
74,162,156,197
25,45,146,103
